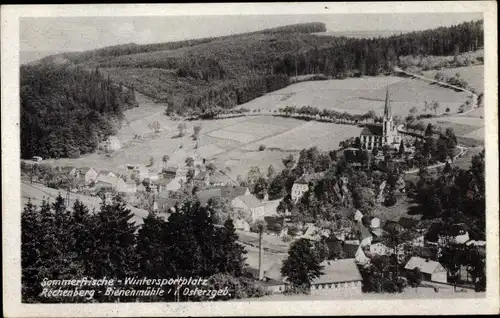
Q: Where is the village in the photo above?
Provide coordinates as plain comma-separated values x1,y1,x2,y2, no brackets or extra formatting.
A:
21,83,486,298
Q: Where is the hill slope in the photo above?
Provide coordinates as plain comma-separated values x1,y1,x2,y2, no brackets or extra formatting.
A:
31,20,483,115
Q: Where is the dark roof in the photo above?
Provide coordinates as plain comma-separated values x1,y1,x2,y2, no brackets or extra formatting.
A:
360,124,383,136
194,171,208,180
221,185,248,200
313,259,362,284
195,188,222,205
234,194,262,209
343,243,359,258
383,220,405,233
398,217,420,229
294,172,325,185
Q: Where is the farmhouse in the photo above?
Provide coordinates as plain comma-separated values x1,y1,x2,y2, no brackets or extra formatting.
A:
80,167,99,182
98,170,117,178
291,172,325,202
231,194,264,222
438,223,470,245
103,136,121,152
221,185,250,201
360,88,402,150
404,257,447,284
310,259,363,296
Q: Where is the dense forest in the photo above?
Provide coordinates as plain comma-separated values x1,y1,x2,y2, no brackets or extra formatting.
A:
20,65,138,159
21,196,266,303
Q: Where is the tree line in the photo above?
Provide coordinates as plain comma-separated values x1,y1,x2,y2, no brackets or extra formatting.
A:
22,196,267,303
21,65,138,159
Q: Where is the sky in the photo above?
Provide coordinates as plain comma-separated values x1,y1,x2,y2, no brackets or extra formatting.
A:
20,12,483,52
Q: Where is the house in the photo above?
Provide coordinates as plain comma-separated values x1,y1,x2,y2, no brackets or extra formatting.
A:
103,136,121,152
195,188,222,206
32,156,43,162
310,259,363,296
62,166,78,178
209,171,233,187
383,220,405,234
353,210,364,223
221,185,250,201
291,172,325,202
291,177,309,202
369,241,393,256
193,170,210,186
165,178,184,192
404,257,447,283
301,224,321,241
132,165,149,181
246,264,288,294
360,87,401,150
98,170,116,178
156,177,175,193
77,167,99,184
234,218,250,232
163,166,178,179
94,174,120,193
439,223,470,245
136,183,146,192
116,179,137,194
231,194,265,222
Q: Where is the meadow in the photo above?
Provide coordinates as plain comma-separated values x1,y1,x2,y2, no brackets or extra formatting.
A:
422,65,484,93
237,75,470,117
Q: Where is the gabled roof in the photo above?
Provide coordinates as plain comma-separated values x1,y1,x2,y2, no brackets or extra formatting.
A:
156,177,175,186
234,194,262,209
196,188,222,205
79,167,95,174
294,172,325,185
96,174,118,185
61,166,76,173
98,170,114,175
221,185,249,201
404,257,446,274
313,259,362,284
360,124,383,136
194,171,208,180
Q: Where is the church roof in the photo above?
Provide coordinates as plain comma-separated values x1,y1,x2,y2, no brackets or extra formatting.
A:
360,124,383,136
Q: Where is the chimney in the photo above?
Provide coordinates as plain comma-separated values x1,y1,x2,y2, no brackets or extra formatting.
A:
258,228,264,280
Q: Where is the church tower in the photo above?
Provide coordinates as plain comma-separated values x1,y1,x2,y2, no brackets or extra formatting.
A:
382,87,394,144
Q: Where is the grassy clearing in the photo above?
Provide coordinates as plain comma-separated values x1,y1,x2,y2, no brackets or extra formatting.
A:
247,121,363,151
236,75,470,117
422,65,484,93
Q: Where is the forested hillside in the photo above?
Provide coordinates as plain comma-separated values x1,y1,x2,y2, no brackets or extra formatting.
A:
21,21,483,159
30,20,483,117
21,65,138,159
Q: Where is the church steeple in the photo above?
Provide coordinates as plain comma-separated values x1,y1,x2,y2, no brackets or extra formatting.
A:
383,86,391,119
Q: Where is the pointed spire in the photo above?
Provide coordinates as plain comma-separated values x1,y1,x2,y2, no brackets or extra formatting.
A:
384,86,392,119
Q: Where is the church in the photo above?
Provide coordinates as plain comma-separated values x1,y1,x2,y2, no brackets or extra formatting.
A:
360,88,401,150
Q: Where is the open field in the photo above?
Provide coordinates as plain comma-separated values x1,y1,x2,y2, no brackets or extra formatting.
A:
244,121,363,151
422,115,484,141
422,65,484,93
236,75,470,117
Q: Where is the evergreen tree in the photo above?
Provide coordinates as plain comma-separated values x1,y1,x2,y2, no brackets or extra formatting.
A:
217,218,247,277
281,238,324,293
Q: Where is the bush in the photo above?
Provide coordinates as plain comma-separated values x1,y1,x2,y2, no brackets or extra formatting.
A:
258,144,266,151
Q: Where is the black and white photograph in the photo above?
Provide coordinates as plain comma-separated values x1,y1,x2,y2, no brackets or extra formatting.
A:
2,2,498,316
